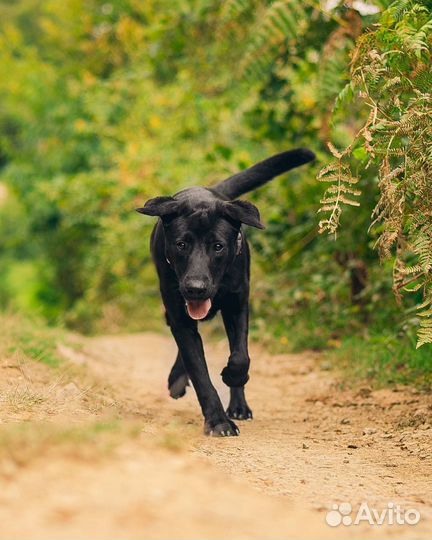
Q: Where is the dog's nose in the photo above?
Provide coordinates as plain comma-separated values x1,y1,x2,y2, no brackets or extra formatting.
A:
184,279,208,298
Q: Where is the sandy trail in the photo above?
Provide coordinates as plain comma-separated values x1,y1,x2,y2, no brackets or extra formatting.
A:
0,331,431,539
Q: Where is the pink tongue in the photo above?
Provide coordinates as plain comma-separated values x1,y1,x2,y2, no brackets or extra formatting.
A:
186,299,212,320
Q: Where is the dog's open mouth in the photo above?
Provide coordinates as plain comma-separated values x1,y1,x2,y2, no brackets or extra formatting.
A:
185,299,212,320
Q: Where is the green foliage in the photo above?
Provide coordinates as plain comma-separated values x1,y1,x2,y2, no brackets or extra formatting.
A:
0,0,430,384
317,143,361,233
0,0,237,331
326,332,432,389
318,0,432,346
239,0,311,80
1,312,62,368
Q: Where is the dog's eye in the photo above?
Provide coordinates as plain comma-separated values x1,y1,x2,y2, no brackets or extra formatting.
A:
214,243,224,252
176,241,186,250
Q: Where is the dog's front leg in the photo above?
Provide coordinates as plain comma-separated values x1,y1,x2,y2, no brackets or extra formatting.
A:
169,318,239,436
221,298,253,420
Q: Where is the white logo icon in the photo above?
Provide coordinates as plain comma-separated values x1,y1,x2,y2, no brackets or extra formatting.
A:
326,502,352,527
326,502,420,527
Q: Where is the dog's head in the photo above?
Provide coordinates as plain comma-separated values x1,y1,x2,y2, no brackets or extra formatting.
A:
136,188,264,320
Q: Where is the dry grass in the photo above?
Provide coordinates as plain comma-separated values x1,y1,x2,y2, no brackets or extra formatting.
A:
0,313,121,421
0,313,136,472
0,420,142,477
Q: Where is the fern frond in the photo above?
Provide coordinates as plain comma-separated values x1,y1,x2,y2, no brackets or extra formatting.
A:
333,81,355,113
417,299,432,346
318,0,432,346
241,0,311,80
221,0,253,19
413,232,432,272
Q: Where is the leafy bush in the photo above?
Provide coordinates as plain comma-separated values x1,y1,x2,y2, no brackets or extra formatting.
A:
326,332,432,389
0,0,430,374
318,0,432,346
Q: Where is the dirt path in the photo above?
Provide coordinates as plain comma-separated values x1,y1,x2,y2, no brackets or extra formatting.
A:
0,331,431,539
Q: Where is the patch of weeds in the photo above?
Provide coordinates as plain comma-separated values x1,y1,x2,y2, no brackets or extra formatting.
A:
8,333,60,367
0,420,141,472
1,384,47,413
325,333,432,390
158,431,186,453
1,313,63,368
156,421,196,453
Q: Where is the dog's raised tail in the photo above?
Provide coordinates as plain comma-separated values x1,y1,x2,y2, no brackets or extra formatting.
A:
214,148,315,200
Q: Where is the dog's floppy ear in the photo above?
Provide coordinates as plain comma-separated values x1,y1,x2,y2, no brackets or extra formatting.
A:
223,200,265,229
136,196,178,217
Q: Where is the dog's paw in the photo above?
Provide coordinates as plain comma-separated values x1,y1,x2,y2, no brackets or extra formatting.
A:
227,404,253,421
204,419,240,437
168,374,189,399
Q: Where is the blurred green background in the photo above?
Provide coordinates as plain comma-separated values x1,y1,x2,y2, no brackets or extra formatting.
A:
0,0,430,387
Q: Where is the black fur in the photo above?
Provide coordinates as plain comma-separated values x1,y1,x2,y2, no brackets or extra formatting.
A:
136,148,315,436
215,148,315,199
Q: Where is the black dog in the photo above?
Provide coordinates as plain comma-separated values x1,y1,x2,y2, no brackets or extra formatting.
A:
137,148,315,436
